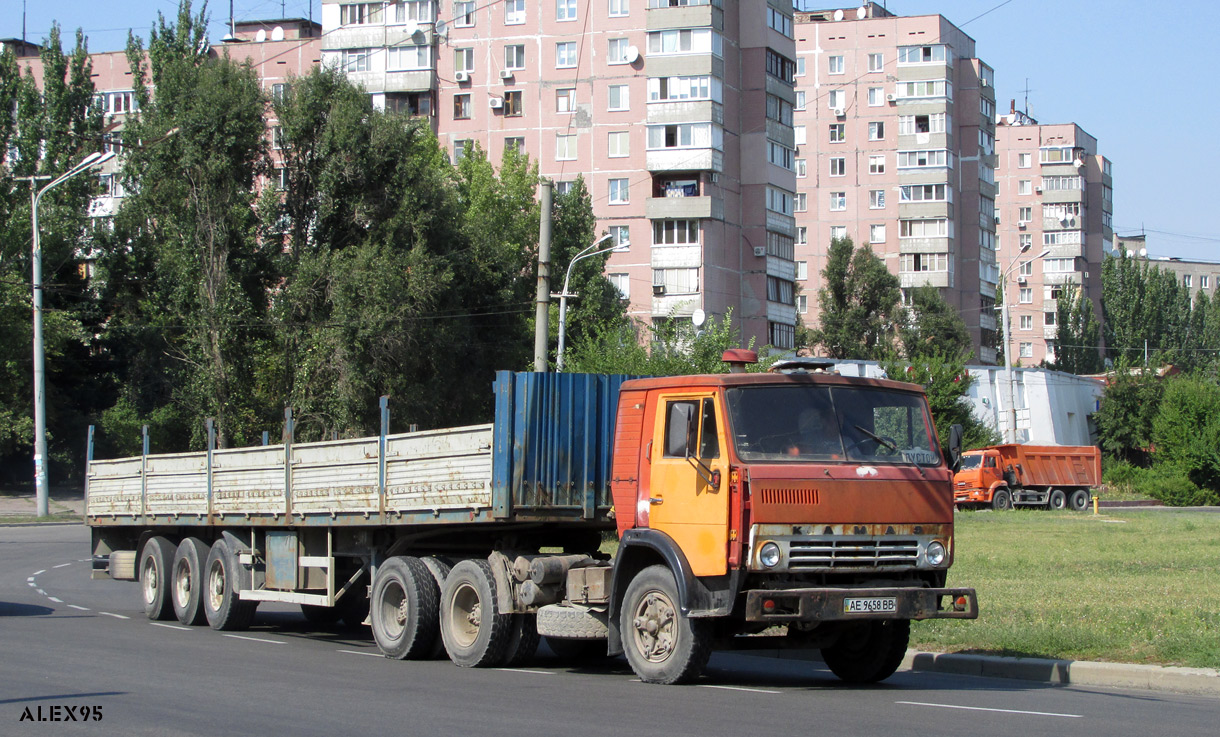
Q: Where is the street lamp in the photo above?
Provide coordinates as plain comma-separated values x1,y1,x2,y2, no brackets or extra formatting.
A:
554,233,628,372
998,243,1050,444
29,150,115,517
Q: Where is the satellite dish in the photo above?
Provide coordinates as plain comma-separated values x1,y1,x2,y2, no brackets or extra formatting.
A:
623,45,640,63
833,9,845,21
434,19,448,38
692,309,707,328
856,6,867,19
403,21,420,36
1073,158,1084,168
255,29,267,42
271,26,285,41
1139,248,1148,257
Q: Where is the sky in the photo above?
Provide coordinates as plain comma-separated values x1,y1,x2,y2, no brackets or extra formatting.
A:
7,0,1219,261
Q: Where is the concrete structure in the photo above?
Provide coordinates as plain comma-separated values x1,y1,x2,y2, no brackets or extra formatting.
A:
320,0,800,347
995,107,1113,365
1116,233,1220,301
791,3,999,361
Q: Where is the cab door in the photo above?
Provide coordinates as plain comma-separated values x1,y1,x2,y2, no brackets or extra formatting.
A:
646,394,729,577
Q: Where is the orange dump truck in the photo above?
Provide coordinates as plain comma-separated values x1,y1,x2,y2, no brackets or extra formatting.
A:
953,444,1101,511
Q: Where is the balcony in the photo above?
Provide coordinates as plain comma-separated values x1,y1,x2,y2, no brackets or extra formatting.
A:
1043,271,1083,286
647,195,722,220
652,293,701,317
979,346,998,365
1042,187,1086,204
898,236,952,254
646,2,722,31
1043,326,1058,339
979,312,997,331
900,271,952,289
646,147,723,173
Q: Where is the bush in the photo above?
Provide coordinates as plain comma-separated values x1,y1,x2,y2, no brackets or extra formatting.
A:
1106,461,1219,506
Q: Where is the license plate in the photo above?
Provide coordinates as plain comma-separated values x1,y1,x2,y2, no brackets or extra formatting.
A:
843,597,897,614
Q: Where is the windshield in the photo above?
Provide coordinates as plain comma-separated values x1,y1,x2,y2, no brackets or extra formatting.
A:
725,385,941,466
958,454,983,470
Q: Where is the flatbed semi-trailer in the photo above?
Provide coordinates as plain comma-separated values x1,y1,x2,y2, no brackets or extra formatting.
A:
89,359,977,684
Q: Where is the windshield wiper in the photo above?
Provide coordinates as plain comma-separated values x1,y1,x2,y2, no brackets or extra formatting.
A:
853,425,898,452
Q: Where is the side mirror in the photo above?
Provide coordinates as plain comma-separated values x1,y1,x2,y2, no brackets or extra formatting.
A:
948,424,963,473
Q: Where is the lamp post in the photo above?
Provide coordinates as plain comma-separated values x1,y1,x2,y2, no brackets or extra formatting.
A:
28,150,115,517
999,244,1050,444
555,233,626,372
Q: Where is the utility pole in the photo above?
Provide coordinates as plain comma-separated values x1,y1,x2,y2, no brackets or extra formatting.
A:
21,175,52,516
533,180,553,372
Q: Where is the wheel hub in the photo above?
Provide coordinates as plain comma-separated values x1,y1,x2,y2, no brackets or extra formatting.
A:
632,591,676,662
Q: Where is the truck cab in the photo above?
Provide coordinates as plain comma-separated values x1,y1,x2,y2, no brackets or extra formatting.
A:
953,449,1004,506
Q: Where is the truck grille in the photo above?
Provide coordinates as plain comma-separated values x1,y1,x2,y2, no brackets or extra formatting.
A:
788,538,919,570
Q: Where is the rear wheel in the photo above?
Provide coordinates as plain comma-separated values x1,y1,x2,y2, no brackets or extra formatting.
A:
1048,488,1067,511
991,489,1013,511
503,614,541,667
139,536,175,621
203,538,257,631
620,565,711,685
1068,489,1090,511
371,556,439,659
821,619,910,684
440,559,513,668
171,537,210,626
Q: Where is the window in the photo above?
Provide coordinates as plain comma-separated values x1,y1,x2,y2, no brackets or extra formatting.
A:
829,124,845,143
611,225,631,249
653,220,699,245
830,226,847,241
769,231,795,259
766,187,794,216
610,0,630,17
1020,314,1033,330
899,219,950,238
796,58,806,77
453,138,470,162
556,87,575,113
1019,343,1033,358
275,167,290,190
340,3,383,26
1043,175,1083,191
503,90,523,117
505,44,525,70
608,38,631,64
1018,206,1032,223
830,157,846,177
557,0,577,21
609,273,629,299
796,260,808,279
830,192,846,211
797,295,808,314
556,134,576,160
272,126,284,150
896,79,950,99
454,0,475,26
767,276,795,305
608,131,630,157
795,91,806,110
387,44,430,71
272,83,290,102
828,90,845,110
608,84,629,111
867,87,884,106
1040,146,1076,164
1184,274,1193,289
391,1,435,22
899,184,949,202
1204,276,1212,290
1043,258,1075,274
609,178,630,203
1018,152,1032,168
869,190,885,209
653,268,698,294
897,149,950,169
453,93,471,119
555,181,574,195
1018,180,1032,196
648,29,723,57
768,141,794,170
1019,288,1032,303
898,45,949,64
770,322,795,349
870,224,886,243
794,125,806,145
505,0,525,24
868,155,885,174
454,47,473,74
768,7,794,37
899,253,949,272
868,121,884,141
1043,231,1082,247
646,123,722,150
795,228,808,247
1019,249,1033,270
556,42,578,68
341,48,372,72
897,113,947,135
828,55,844,74
765,49,795,83
504,137,524,153
1045,311,1057,327
794,193,807,212
868,52,884,72
765,94,793,125
386,90,432,117
651,76,721,103
795,158,806,177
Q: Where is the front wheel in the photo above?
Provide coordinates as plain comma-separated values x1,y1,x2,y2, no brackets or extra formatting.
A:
619,565,711,685
991,489,1013,511
821,619,910,684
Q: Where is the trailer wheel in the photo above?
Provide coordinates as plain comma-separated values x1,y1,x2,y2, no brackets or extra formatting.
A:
171,537,210,626
440,559,513,668
620,564,711,685
203,538,257,631
503,614,541,667
991,489,1013,511
1068,489,1090,511
1048,488,1067,511
370,556,439,659
139,536,175,621
821,619,910,684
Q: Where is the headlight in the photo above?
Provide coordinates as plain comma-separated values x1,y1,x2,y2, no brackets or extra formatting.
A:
926,541,946,567
759,542,781,569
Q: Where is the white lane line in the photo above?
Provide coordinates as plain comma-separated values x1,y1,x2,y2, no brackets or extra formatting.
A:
54,563,72,569
100,612,130,620
150,622,191,631
699,684,781,694
37,589,47,596
896,701,1083,719
68,604,91,611
32,569,46,576
27,577,35,583
48,597,63,603
338,649,384,658
496,668,556,675
223,634,284,645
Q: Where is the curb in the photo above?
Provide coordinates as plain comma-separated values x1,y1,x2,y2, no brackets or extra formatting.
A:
752,649,1220,698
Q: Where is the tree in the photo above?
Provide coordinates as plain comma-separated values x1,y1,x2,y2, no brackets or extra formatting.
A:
881,351,999,454
812,237,901,360
1102,249,1193,365
1150,376,1220,493
1049,285,1102,374
898,285,971,361
565,309,767,376
1094,361,1164,465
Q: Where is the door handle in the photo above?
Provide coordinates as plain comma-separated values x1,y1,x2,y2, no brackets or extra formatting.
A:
649,497,664,505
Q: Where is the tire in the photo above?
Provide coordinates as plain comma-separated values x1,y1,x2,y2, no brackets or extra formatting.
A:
502,614,541,667
440,559,513,668
422,558,453,659
1048,488,1067,511
537,603,609,640
619,564,711,685
139,536,175,621
203,538,257,631
545,637,607,662
991,489,1013,511
1068,489,1090,511
820,619,910,684
171,537,210,626
370,556,439,660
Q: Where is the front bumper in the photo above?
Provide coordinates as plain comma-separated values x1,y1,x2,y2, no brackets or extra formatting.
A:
744,586,978,622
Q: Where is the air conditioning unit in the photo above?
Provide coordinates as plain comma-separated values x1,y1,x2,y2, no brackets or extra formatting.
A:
980,78,990,87
1018,221,1027,229
993,213,1001,224
653,284,666,296
454,71,469,83
886,93,897,103
753,246,766,257
499,69,514,80
1035,186,1043,194
1017,275,1027,284
488,97,503,109
833,107,846,118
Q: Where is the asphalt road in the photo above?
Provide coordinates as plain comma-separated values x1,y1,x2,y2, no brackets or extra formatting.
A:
2,524,1215,737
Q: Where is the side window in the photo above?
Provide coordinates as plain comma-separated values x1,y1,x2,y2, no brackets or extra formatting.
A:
699,397,719,459
664,401,698,457
984,456,997,468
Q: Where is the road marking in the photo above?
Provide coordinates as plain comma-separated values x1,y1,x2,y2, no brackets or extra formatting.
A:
699,684,781,694
100,612,130,620
48,597,63,603
54,563,72,569
37,589,47,596
338,649,384,658
150,622,191,631
27,581,36,587
223,634,284,645
27,577,35,582
68,604,91,611
896,701,1083,719
497,668,556,675
33,569,46,576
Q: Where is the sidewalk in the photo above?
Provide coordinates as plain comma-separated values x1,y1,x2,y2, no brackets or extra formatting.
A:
0,487,86,518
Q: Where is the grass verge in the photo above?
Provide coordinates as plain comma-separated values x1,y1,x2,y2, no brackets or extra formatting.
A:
0,513,83,525
914,508,1220,669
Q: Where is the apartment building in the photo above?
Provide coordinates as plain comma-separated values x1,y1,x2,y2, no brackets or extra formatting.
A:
1116,234,1219,300
995,107,1112,365
320,0,800,347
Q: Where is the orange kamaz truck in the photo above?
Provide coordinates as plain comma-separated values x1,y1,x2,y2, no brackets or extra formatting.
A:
88,355,977,685
953,444,1101,511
